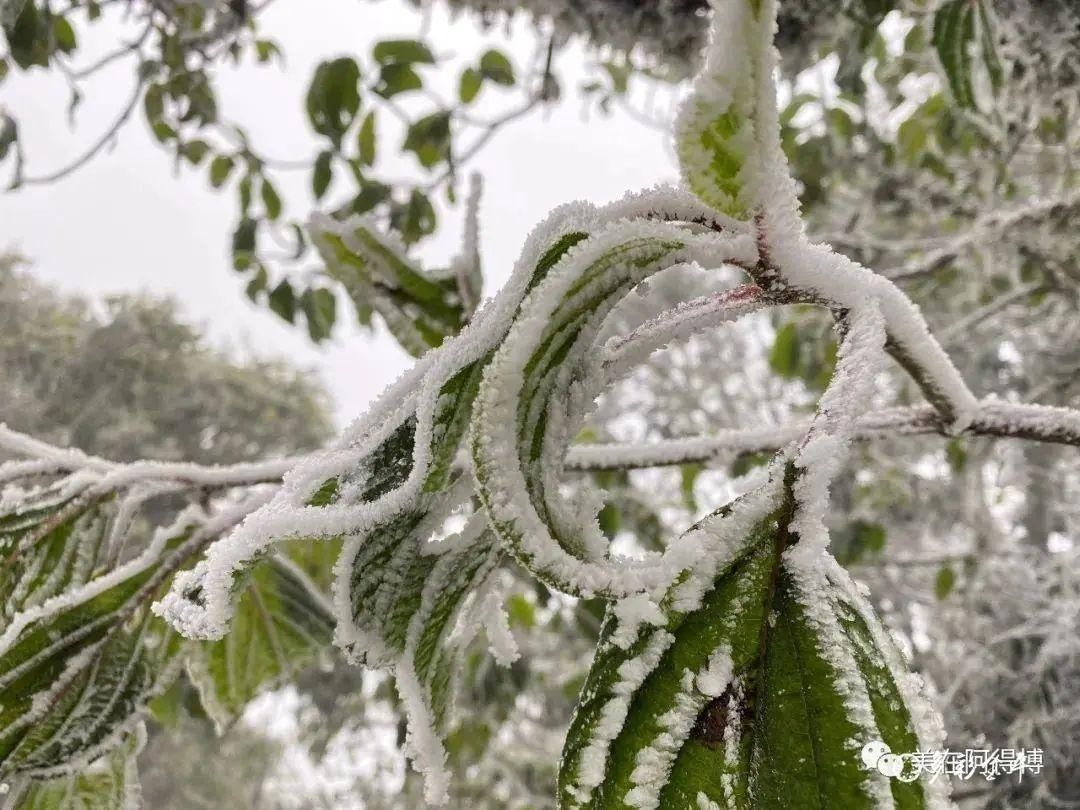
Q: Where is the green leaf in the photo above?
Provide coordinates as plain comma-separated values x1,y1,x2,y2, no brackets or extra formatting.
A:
267,280,296,323
179,139,210,166
676,0,774,218
306,57,361,145
976,0,1003,94
398,188,437,245
372,39,435,66
209,154,234,188
679,463,702,512
945,438,967,473
143,84,164,123
935,565,956,600
312,150,333,199
479,49,515,86
374,63,422,98
5,726,144,809
186,557,333,731
0,514,193,778
357,110,376,166
231,217,257,269
932,0,977,109
459,67,482,103
301,287,337,342
50,16,76,54
261,178,282,220
0,486,110,626
312,214,464,355
253,38,281,65
403,111,451,169
5,2,50,70
768,322,800,378
558,479,945,808
0,112,17,162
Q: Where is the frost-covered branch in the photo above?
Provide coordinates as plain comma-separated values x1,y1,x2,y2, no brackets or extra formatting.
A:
567,400,1080,471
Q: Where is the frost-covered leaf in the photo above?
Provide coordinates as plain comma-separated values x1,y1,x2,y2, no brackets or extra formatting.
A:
558,477,949,810
3,725,144,810
187,556,334,732
310,213,471,356
341,513,502,804
157,188,750,803
0,484,111,630
471,218,757,597
932,0,977,110
0,613,180,781
0,495,266,782
675,0,776,218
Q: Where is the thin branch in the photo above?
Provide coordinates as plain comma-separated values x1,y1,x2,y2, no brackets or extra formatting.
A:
16,77,145,188
564,400,1080,471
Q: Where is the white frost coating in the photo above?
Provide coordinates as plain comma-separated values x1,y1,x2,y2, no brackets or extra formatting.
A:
825,557,953,810
571,629,674,804
390,516,501,806
739,0,977,431
624,648,733,810
674,0,762,217
787,303,886,565
395,663,452,806
610,593,666,650
625,669,702,810
478,586,519,668
697,645,733,698
161,185,745,641
782,549,894,809
474,217,758,597
598,284,765,387
0,499,200,673
697,793,723,810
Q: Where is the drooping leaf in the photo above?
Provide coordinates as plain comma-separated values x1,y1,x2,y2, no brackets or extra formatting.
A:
186,556,334,732
478,49,514,86
310,213,467,355
558,478,949,809
932,0,977,110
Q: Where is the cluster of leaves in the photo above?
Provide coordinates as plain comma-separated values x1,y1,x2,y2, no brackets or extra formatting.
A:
1,0,537,345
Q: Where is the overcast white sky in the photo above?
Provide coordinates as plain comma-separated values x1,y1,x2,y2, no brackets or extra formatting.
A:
1,0,680,429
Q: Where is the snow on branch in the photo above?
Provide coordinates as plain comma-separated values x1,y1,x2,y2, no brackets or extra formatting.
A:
566,400,1080,471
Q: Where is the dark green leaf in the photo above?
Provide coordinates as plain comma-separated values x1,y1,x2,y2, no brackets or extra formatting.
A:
372,39,435,66
312,150,333,199
301,287,337,342
479,49,515,85
558,480,944,808
935,565,956,600
374,63,422,98
231,217,257,269
932,0,977,109
261,178,282,220
209,154,234,188
51,16,76,53
403,111,451,169
268,280,296,323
